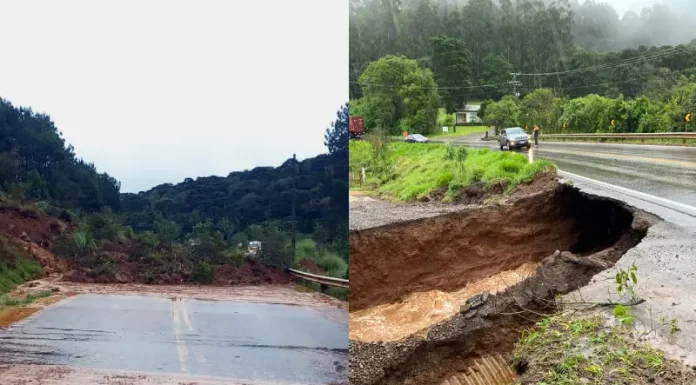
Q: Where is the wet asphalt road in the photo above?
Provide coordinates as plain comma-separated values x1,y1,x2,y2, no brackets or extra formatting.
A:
442,135,696,207
0,294,348,384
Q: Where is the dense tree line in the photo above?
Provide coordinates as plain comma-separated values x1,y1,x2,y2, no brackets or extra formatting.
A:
0,98,120,212
350,0,696,103
119,150,348,256
482,79,696,134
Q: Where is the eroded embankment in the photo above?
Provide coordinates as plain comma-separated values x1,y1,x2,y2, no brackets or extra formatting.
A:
348,183,656,385
350,183,635,312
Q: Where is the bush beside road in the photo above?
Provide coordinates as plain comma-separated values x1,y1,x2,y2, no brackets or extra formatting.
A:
349,141,554,201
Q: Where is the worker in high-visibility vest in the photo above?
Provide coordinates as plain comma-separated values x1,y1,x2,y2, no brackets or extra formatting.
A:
533,125,539,147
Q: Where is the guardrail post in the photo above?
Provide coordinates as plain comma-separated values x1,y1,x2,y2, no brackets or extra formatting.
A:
320,284,328,293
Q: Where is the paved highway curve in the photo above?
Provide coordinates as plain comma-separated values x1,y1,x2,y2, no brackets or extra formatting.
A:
441,135,696,208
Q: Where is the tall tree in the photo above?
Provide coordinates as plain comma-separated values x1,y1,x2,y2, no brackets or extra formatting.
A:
324,104,349,155
430,36,472,112
358,55,440,134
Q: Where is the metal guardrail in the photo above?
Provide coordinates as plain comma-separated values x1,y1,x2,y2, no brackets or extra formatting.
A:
287,268,349,288
541,132,696,140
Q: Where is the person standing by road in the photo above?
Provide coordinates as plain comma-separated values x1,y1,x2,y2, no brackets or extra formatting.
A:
533,125,539,147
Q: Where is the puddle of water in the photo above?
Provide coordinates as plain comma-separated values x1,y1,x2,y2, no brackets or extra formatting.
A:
349,263,538,343
0,307,40,328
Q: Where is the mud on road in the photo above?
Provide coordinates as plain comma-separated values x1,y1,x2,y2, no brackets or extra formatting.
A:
348,178,658,385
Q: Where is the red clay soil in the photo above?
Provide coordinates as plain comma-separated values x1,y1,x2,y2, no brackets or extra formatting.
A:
0,202,63,248
68,258,292,286
0,200,294,287
349,184,634,311
214,260,292,285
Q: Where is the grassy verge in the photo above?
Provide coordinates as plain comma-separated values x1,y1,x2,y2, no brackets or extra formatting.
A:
350,140,554,201
0,290,51,309
513,312,691,384
0,237,43,294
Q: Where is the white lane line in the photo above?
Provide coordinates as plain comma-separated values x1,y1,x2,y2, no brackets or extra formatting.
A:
180,299,208,365
171,298,189,373
558,169,696,218
180,299,193,332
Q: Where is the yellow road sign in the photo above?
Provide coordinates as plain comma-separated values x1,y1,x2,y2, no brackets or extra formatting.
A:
563,122,567,129
686,113,692,122
610,119,615,126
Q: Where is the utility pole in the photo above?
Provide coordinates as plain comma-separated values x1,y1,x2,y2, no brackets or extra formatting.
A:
291,153,297,252
509,73,522,98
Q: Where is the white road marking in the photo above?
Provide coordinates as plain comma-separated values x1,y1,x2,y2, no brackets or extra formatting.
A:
179,299,208,365
558,169,696,218
171,298,189,373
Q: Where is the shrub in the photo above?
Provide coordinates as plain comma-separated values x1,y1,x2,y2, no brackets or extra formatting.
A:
317,252,348,278
0,237,43,294
191,261,215,284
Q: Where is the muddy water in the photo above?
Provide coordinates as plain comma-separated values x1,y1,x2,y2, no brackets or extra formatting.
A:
0,294,348,384
349,263,538,343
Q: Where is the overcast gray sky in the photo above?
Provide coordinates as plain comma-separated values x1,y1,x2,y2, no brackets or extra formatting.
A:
0,0,347,193
608,0,680,16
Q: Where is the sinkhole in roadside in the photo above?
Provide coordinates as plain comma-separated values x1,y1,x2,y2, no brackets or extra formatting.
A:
348,183,654,385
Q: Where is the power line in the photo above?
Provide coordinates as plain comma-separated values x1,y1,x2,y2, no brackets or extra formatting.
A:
350,80,509,90
350,47,691,94
514,45,690,77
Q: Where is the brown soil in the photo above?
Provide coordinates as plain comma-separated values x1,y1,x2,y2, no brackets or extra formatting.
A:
0,364,289,384
349,182,634,311
348,184,657,385
0,201,69,246
15,275,346,309
349,263,537,343
214,260,292,285
0,199,294,288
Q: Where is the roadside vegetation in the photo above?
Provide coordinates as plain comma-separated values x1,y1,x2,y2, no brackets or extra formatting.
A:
350,139,554,202
0,236,50,311
512,265,691,384
513,314,692,384
0,291,51,310
0,237,43,294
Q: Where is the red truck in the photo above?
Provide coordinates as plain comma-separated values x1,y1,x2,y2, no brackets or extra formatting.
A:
349,116,364,140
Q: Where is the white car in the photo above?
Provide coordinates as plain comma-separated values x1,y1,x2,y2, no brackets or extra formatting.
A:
405,134,428,143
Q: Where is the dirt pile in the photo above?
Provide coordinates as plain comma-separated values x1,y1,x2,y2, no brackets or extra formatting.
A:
0,200,293,287
349,183,634,311
348,183,655,385
67,254,292,286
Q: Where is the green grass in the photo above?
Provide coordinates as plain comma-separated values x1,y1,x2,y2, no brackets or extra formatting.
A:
0,238,43,294
350,141,554,201
430,126,488,138
292,238,348,302
0,290,51,309
514,314,685,384
294,238,348,279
